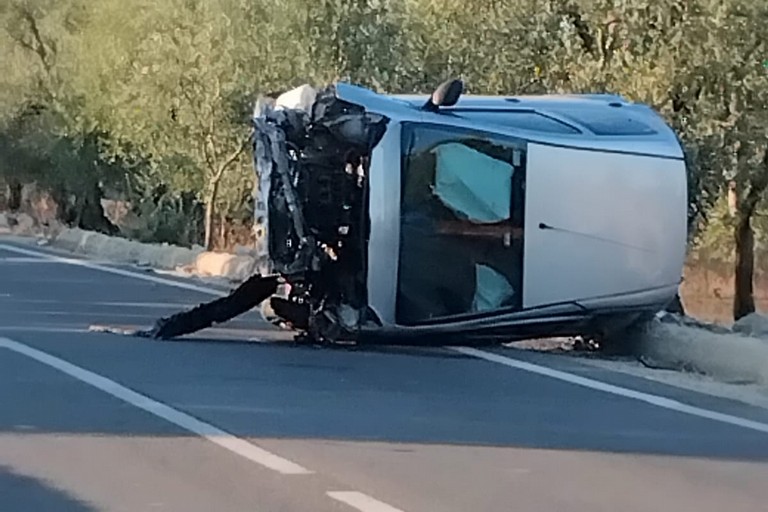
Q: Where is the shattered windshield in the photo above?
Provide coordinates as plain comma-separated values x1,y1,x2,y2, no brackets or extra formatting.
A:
396,123,525,325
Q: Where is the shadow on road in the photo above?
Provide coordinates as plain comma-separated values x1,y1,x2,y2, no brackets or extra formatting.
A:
0,465,96,512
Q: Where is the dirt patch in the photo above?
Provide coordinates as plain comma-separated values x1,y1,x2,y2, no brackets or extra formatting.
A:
681,255,768,324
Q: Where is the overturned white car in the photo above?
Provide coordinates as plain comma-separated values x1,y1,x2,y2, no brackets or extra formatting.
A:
247,80,688,346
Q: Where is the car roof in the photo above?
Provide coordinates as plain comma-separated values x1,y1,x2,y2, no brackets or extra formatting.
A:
333,82,685,159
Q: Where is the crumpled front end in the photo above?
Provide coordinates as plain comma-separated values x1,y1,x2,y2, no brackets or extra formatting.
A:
251,84,389,343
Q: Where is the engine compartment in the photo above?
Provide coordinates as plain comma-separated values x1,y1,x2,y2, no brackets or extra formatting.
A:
252,85,389,343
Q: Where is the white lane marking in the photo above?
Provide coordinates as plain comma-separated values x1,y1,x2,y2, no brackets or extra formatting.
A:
9,310,167,319
0,256,114,264
0,326,90,333
327,491,406,512
0,336,312,475
0,243,227,297
6,242,768,436
0,298,194,309
451,347,768,435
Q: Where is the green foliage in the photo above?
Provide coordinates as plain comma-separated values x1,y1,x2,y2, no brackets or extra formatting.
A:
0,0,766,256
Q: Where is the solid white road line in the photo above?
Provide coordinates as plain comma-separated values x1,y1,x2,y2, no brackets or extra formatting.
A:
0,297,195,309
8,310,168,319
6,242,768,436
0,326,91,333
451,346,768,434
0,243,228,297
0,336,312,475
327,491,406,512
0,256,118,263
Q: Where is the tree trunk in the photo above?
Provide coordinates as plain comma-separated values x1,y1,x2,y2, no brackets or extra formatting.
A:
8,179,22,212
219,211,227,250
733,210,756,321
77,181,119,236
203,178,221,251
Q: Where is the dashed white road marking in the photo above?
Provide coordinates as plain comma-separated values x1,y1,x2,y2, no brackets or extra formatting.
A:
0,336,312,475
327,491,406,512
451,347,768,434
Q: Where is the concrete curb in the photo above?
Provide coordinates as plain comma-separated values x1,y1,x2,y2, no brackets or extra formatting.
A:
47,227,260,282
636,321,768,385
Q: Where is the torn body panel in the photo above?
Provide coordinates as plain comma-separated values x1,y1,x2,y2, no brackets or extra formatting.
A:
252,85,388,342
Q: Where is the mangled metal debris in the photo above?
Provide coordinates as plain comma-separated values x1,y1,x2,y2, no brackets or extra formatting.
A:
106,79,689,348
250,84,389,344
91,273,279,339
146,274,279,339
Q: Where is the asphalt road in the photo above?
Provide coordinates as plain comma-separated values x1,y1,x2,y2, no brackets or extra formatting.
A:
2,236,768,512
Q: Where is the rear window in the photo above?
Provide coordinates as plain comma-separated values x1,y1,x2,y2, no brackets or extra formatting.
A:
552,107,658,136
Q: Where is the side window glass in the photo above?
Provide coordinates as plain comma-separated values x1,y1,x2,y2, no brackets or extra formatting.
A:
397,124,525,324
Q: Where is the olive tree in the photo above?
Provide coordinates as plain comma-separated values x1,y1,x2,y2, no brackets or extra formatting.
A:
0,0,122,233
96,0,257,249
693,1,768,320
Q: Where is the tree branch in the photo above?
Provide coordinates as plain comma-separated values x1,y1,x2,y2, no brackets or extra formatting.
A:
562,4,595,55
17,7,53,75
213,130,254,182
178,79,217,171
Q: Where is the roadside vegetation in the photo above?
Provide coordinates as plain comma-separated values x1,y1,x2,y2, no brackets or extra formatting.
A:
0,0,766,321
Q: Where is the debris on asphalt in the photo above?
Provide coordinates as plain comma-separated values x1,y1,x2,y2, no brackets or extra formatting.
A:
91,273,279,340
637,354,704,374
88,325,144,336
148,274,279,340
654,310,732,334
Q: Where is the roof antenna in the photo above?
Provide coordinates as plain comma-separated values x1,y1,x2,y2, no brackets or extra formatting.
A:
422,79,464,112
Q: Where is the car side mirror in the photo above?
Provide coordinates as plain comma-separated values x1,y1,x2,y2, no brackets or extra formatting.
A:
422,79,464,112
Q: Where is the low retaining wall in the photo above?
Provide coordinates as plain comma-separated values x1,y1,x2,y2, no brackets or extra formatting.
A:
49,227,261,282
637,318,768,385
